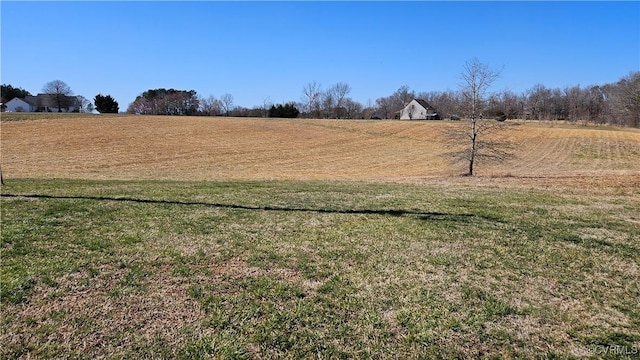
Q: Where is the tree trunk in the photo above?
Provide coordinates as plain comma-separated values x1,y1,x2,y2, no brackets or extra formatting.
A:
468,118,477,176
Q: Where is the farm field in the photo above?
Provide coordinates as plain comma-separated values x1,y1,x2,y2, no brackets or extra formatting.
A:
1,114,640,358
2,114,639,183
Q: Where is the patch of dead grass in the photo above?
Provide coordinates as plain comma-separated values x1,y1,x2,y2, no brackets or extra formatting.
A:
3,264,202,357
1,257,302,358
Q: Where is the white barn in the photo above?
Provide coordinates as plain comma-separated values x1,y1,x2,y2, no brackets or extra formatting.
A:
400,99,440,120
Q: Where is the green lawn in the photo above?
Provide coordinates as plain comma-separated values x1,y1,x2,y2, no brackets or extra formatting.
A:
1,179,639,358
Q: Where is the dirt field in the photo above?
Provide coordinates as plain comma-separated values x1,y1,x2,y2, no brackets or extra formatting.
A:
2,115,639,186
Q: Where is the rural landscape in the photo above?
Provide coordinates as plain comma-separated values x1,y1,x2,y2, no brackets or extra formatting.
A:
1,0,639,357
1,110,639,358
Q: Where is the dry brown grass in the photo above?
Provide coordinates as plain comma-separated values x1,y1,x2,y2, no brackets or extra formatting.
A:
2,258,303,358
4,264,204,356
2,115,638,186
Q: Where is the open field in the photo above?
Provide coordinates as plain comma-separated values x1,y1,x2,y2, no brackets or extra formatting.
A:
1,114,639,182
1,114,639,358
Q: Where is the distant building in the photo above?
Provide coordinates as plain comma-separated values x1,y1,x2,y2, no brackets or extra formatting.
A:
400,99,440,120
4,98,32,112
4,94,79,113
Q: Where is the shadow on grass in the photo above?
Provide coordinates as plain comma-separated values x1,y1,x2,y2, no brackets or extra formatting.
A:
1,193,502,223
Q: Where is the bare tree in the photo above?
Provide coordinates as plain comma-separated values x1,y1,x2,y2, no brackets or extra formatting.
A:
384,85,415,119
445,58,513,176
328,82,351,118
262,97,272,118
361,99,375,119
526,84,552,122
210,95,222,116
201,95,222,116
75,95,91,113
220,93,234,116
585,86,606,125
393,85,415,111
375,97,392,119
301,81,322,118
321,91,335,119
513,71,639,128
612,72,640,127
498,90,525,120
42,80,73,112
343,98,363,119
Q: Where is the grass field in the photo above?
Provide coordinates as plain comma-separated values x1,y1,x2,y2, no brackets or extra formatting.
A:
1,114,639,358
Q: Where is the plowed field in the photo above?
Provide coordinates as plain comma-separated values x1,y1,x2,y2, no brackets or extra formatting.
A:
2,115,639,186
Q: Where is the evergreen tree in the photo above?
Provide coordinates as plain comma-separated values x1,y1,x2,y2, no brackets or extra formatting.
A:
94,94,119,113
268,103,300,118
1,84,31,103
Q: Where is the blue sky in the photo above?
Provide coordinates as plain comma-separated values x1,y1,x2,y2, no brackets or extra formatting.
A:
2,1,639,109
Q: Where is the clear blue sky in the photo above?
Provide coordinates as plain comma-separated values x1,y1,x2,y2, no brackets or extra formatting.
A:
2,1,639,110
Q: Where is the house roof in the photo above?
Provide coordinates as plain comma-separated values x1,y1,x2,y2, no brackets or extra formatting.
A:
22,96,39,106
414,99,434,111
6,97,33,106
21,94,77,108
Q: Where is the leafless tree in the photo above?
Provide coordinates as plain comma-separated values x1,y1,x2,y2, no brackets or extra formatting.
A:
563,86,582,122
416,90,463,119
499,90,526,119
328,82,351,118
375,97,392,119
526,84,552,121
302,81,322,118
321,92,335,119
610,72,640,127
343,98,363,119
390,85,415,118
262,97,272,118
199,95,221,116
75,95,91,113
585,86,606,125
393,85,414,106
361,99,376,119
198,96,209,115
445,58,513,176
517,72,639,128
220,93,234,116
42,80,73,112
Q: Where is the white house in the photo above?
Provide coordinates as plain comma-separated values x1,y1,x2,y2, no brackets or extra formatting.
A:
400,99,440,120
4,94,79,112
5,97,36,112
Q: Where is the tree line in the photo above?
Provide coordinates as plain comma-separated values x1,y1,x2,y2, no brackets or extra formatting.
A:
369,72,639,128
130,72,637,128
2,71,638,127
